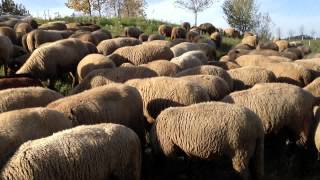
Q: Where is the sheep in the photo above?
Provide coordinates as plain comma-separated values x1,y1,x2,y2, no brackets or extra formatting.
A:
0,35,13,75
235,55,313,87
158,24,172,37
144,39,171,47
228,66,277,90
77,54,116,82
70,66,157,94
167,38,187,47
14,22,33,45
150,102,264,180
199,23,216,35
249,49,281,57
222,83,318,146
97,37,141,56
210,31,222,48
0,76,42,90
16,38,97,86
69,31,99,45
305,53,320,59
170,42,200,57
186,30,200,42
124,26,143,38
171,50,207,70
139,33,149,42
171,27,187,40
208,61,240,70
0,123,141,180
38,21,67,30
140,60,180,76
227,47,252,61
126,77,210,124
275,40,289,52
47,84,145,141
108,43,174,66
175,65,234,91
25,29,73,52
91,29,112,43
284,47,303,59
243,32,254,38
257,41,279,51
181,22,191,32
179,75,230,100
295,59,320,79
0,87,62,113
241,35,258,48
304,77,320,97
148,34,165,41
224,28,240,38
0,107,72,168
0,26,17,44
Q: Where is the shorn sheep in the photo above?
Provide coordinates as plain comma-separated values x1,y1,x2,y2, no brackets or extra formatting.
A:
0,87,63,113
47,83,145,141
0,107,72,168
0,123,141,180
126,76,210,124
150,102,264,180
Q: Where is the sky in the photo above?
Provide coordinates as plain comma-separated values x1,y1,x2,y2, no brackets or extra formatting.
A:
13,0,320,37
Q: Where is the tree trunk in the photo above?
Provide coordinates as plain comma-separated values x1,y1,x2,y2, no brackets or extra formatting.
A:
87,0,92,16
194,11,197,26
98,0,101,17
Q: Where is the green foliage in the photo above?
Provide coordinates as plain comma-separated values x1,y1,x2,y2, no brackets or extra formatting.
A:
216,37,241,58
0,0,29,16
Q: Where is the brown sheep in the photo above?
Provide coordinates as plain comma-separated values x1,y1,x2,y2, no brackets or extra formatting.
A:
243,32,254,38
0,26,17,44
0,123,141,180
0,107,72,168
47,83,145,141
224,28,240,38
91,29,112,43
0,76,42,90
126,77,210,124
38,22,67,30
210,32,222,48
0,35,13,75
275,40,289,52
140,60,180,76
186,30,200,42
139,33,149,42
124,26,143,38
77,54,116,82
14,22,33,45
209,60,240,70
70,66,158,94
223,83,318,146
199,23,216,35
97,37,141,56
181,22,191,32
304,77,320,97
249,49,281,56
295,58,320,79
176,65,234,90
228,66,277,90
108,43,174,66
158,24,172,37
242,35,258,48
257,41,279,51
148,34,165,41
171,27,187,40
150,102,264,180
69,31,99,45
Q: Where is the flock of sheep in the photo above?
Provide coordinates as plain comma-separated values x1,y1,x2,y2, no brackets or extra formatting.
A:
1,15,320,180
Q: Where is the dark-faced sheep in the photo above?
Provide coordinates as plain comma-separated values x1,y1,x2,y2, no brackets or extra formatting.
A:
48,84,145,141
108,43,174,66
181,22,191,32
0,107,72,168
97,37,141,56
70,66,158,94
139,33,149,42
199,23,216,35
158,24,172,37
0,123,141,180
150,102,264,180
223,83,318,146
126,76,210,124
124,26,143,38
0,35,13,75
0,87,63,113
171,27,187,40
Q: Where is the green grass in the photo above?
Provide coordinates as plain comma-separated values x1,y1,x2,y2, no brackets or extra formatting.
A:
217,37,242,58
289,39,320,53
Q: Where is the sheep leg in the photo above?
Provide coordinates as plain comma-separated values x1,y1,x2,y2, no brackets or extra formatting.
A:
231,150,250,180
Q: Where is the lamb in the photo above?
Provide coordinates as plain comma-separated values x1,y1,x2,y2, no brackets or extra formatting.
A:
171,50,208,70
222,83,318,145
0,123,141,180
108,43,174,66
228,66,277,90
16,38,97,84
140,60,180,76
0,87,63,113
70,66,158,94
179,75,230,100
77,54,116,82
0,76,42,90
97,37,141,56
304,77,320,97
0,107,72,168
175,65,234,90
150,102,264,180
126,76,210,124
47,84,145,141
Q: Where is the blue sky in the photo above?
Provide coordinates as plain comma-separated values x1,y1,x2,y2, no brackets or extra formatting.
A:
14,0,320,37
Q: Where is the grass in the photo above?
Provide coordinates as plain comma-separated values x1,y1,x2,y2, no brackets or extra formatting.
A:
289,39,320,53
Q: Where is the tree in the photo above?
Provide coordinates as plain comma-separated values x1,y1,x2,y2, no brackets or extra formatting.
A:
288,29,294,40
121,0,146,17
253,13,273,41
310,29,316,40
65,0,93,16
0,0,29,15
175,0,218,26
276,27,281,39
222,0,259,33
92,0,106,17
299,25,304,40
